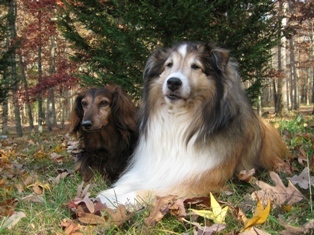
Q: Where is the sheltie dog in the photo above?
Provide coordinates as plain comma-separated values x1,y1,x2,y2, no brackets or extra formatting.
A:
69,85,138,183
97,42,287,207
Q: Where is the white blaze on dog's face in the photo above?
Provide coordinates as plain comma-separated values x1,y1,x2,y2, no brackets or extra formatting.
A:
160,43,215,106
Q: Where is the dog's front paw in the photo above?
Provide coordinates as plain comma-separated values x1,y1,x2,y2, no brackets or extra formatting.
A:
97,188,138,208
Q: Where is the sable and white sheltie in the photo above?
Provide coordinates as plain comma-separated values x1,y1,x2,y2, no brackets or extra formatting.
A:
97,41,287,207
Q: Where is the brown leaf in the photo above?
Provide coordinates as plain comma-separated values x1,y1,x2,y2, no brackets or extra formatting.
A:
33,185,43,195
169,198,187,220
60,218,83,235
77,213,106,225
279,219,314,235
21,194,45,203
144,195,178,226
238,169,256,183
105,204,133,226
287,167,314,189
50,152,64,163
239,227,271,235
0,198,18,216
251,171,304,208
194,223,226,235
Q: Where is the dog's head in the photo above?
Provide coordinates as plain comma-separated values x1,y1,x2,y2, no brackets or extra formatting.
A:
141,41,246,135
70,85,137,137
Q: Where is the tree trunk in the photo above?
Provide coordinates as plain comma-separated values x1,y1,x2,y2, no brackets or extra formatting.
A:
9,0,22,136
37,10,44,133
19,53,34,132
288,0,298,110
1,99,9,134
274,0,284,114
47,36,57,131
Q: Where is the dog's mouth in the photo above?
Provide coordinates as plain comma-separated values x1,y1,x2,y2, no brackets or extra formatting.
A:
166,92,182,101
82,126,104,132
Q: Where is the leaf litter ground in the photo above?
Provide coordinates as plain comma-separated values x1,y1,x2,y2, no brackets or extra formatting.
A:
1,115,314,234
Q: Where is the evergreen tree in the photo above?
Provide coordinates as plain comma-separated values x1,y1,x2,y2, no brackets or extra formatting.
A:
59,0,279,100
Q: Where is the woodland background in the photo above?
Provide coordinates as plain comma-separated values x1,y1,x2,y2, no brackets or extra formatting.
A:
0,0,313,136
1,1,314,234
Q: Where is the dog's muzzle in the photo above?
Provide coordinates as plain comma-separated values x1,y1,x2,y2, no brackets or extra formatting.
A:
166,77,183,100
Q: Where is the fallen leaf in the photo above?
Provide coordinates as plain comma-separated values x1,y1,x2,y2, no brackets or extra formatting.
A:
279,218,314,235
104,204,133,226
194,222,226,235
241,198,270,232
240,227,271,235
0,211,26,230
251,171,304,208
0,198,18,216
287,167,314,189
144,195,178,226
27,181,51,193
76,205,106,225
20,193,45,203
60,218,83,235
169,198,187,220
50,152,64,163
189,193,228,224
238,169,256,183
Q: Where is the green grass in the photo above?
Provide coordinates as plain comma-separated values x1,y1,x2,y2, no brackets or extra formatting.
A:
1,116,314,234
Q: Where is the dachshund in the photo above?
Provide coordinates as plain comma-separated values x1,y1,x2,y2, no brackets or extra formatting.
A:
69,85,138,183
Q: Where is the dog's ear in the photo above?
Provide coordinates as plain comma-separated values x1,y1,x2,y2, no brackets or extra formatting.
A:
69,94,84,136
143,47,169,80
198,44,238,137
111,86,137,135
210,48,229,72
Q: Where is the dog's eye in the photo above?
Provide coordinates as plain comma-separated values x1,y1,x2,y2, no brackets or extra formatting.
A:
191,64,201,70
166,62,173,68
81,101,88,107
99,100,109,106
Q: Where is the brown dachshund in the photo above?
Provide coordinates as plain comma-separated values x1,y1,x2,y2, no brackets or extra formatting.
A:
69,85,138,183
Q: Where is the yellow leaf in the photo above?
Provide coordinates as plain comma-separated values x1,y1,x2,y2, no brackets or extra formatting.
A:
27,181,51,192
190,193,228,224
242,198,271,232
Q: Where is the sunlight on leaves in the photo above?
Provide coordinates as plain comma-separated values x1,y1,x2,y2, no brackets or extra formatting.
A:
190,193,228,224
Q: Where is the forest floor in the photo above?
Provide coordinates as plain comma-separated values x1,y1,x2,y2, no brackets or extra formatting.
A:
0,106,314,234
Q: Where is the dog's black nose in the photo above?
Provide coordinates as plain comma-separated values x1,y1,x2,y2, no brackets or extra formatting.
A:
82,120,93,129
167,77,182,91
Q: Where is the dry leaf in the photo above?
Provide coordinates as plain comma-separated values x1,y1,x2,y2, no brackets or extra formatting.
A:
50,152,64,163
21,193,45,203
241,198,270,232
240,227,271,235
251,171,304,208
76,205,106,225
169,198,187,220
190,193,228,224
238,169,256,183
194,223,226,235
60,218,83,235
1,211,26,230
144,195,178,226
0,198,18,216
105,204,133,226
279,219,314,235
287,167,314,189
